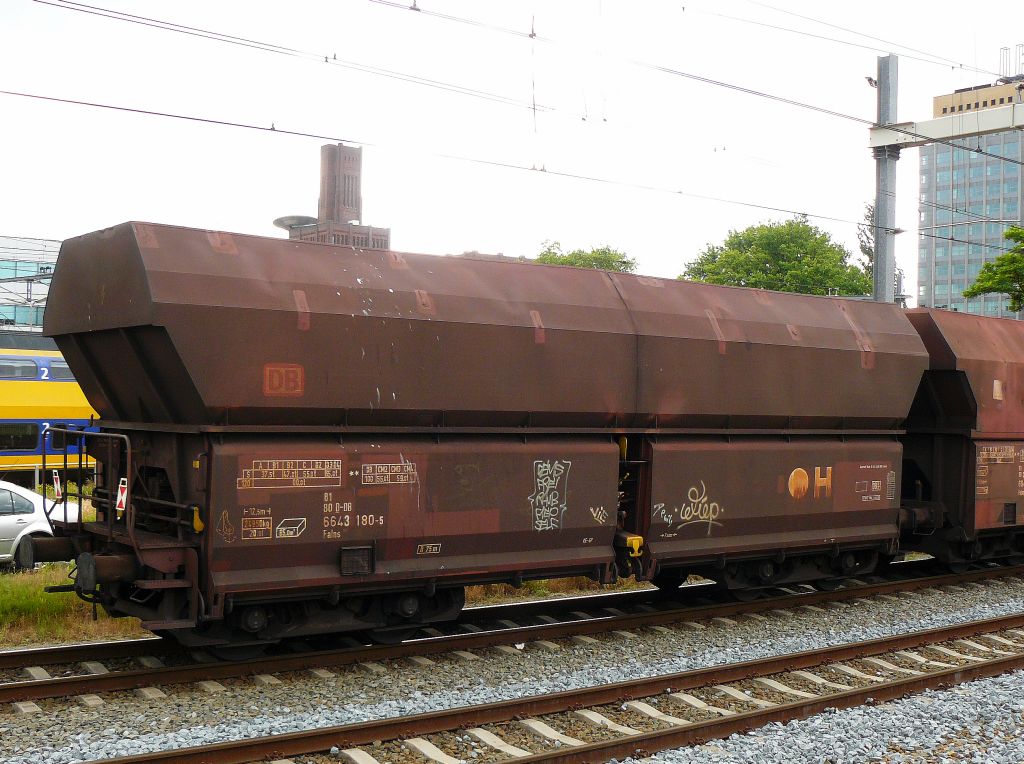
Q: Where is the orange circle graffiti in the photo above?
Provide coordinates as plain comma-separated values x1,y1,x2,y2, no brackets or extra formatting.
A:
788,468,809,500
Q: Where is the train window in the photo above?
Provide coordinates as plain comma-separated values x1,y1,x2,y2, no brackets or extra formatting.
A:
0,359,38,379
0,424,40,451
48,362,76,381
0,490,13,515
49,424,69,450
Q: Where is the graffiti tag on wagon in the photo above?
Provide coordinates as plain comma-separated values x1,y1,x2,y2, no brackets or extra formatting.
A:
654,481,725,537
530,459,571,532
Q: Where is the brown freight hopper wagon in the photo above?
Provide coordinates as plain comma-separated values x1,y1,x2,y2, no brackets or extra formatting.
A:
901,309,1024,565
31,222,929,650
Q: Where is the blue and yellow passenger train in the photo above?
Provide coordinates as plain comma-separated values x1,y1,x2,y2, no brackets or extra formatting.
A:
0,331,97,487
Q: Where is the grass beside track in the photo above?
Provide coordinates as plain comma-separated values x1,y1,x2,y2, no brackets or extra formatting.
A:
0,564,146,647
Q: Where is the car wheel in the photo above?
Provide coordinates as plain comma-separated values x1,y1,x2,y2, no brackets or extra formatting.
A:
13,534,48,572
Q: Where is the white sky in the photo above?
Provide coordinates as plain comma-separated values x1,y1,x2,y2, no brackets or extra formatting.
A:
1,0,1021,299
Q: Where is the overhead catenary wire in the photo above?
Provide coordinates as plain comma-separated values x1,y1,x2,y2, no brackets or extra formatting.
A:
33,0,555,114
878,188,1012,225
693,7,999,75
364,0,1024,168
916,230,1011,253
370,0,997,76
740,0,1001,76
37,0,1024,170
0,88,888,232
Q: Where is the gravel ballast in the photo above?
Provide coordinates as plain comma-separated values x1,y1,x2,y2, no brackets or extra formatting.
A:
3,577,1024,763
638,669,1024,764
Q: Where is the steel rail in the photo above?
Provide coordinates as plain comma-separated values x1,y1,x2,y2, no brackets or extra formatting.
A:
0,636,175,671
0,583,676,672
0,564,1019,703
513,654,1024,763
96,609,1024,763
0,557,933,673
455,556,935,623
0,579,688,673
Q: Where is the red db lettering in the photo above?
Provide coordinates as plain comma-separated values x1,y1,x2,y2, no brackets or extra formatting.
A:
263,363,305,397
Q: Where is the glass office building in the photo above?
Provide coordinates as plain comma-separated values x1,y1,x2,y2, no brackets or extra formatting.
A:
0,236,60,330
918,80,1023,316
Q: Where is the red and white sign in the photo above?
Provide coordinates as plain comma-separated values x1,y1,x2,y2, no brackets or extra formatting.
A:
52,470,62,500
115,478,128,518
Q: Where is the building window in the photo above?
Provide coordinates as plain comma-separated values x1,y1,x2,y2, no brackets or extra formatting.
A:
943,107,948,114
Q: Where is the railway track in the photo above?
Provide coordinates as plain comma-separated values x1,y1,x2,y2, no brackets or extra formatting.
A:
0,557,943,678
0,635,174,672
94,609,1024,764
0,562,1020,708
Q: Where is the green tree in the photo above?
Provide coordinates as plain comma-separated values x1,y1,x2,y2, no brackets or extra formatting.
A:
856,202,905,297
857,202,875,279
535,241,636,273
962,226,1024,311
681,217,872,296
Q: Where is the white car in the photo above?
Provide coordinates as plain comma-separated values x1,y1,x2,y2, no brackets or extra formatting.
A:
0,481,79,569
